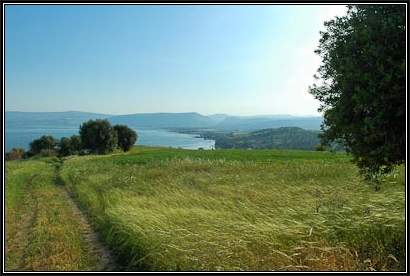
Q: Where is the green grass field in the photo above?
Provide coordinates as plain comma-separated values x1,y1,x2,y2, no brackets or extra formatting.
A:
5,146,406,271
5,158,105,271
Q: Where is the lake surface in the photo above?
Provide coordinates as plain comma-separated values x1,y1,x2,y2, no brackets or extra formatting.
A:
5,127,215,152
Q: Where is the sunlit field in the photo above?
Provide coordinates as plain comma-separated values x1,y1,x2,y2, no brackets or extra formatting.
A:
55,146,405,271
5,159,102,271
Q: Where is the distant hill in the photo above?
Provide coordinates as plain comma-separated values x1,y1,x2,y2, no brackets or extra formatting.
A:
5,111,110,128
185,127,323,150
215,116,323,131
5,111,323,131
107,112,215,128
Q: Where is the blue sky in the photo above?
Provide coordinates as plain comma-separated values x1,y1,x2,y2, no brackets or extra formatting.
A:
5,4,347,116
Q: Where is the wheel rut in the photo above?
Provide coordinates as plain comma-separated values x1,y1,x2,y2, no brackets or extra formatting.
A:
52,158,117,271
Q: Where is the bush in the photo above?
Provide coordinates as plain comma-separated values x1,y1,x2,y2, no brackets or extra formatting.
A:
315,144,328,151
39,149,58,157
5,148,26,161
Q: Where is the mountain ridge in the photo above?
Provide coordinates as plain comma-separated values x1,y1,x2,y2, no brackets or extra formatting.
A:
5,111,323,130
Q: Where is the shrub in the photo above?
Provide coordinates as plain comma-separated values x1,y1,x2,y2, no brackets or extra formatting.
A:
315,144,328,151
39,149,58,157
5,148,26,161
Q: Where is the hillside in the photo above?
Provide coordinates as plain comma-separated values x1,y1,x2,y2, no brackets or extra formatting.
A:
181,127,322,150
215,116,323,131
5,147,405,271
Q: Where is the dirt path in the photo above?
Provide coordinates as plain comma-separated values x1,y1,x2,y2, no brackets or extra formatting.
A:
52,158,117,271
60,187,116,271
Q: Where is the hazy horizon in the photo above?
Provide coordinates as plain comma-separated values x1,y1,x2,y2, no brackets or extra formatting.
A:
5,109,323,117
5,4,347,116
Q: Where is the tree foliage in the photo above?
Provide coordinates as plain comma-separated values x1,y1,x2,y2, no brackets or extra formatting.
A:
29,135,58,156
309,5,406,177
58,135,82,156
69,135,82,153
113,125,138,152
59,137,72,157
79,119,118,154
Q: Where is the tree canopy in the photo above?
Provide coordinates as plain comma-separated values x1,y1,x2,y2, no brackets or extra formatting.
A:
58,135,82,156
79,119,118,154
29,135,58,155
113,125,138,152
309,4,406,177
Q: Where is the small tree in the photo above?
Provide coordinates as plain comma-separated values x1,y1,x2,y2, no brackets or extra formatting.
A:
79,119,118,154
113,125,138,152
29,135,57,156
5,148,25,161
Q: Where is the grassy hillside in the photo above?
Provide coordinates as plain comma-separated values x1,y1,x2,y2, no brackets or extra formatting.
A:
178,127,321,150
51,146,405,271
173,127,345,150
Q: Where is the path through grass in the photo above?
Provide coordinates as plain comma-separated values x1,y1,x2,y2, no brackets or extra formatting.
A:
5,158,111,271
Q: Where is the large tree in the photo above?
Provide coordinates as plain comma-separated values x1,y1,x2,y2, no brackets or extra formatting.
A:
113,125,138,152
309,5,406,177
79,119,118,154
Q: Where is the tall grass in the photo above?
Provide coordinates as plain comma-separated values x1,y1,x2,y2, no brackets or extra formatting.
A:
61,147,405,271
5,158,101,271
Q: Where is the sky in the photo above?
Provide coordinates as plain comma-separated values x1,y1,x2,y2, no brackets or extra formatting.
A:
5,4,347,116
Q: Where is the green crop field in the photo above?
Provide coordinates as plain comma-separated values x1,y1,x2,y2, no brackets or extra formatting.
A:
5,146,406,271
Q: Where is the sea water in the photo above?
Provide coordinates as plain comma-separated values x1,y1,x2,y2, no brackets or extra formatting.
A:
5,127,215,152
